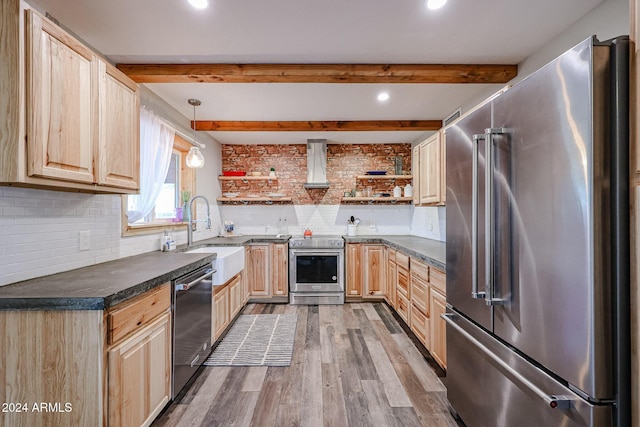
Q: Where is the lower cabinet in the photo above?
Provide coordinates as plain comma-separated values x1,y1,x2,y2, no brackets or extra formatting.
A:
107,284,172,427
108,312,171,427
386,248,397,308
246,243,288,300
213,272,246,342
346,243,363,296
430,288,447,368
214,284,230,340
229,273,244,318
406,258,447,370
346,243,386,298
363,244,385,298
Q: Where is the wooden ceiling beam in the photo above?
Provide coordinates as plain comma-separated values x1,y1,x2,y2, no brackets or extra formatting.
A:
193,120,442,132
116,63,517,84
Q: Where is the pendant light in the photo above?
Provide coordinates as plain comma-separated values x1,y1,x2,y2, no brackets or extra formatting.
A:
186,99,205,169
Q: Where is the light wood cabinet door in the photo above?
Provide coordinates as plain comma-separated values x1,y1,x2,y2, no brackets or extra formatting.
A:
419,132,442,205
247,244,271,296
214,285,230,340
346,243,362,296
229,274,243,319
363,244,385,298
270,243,289,296
97,60,139,189
25,9,97,184
108,312,171,427
387,258,397,308
430,288,447,369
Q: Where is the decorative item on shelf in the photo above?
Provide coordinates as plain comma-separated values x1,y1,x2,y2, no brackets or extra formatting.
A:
365,170,387,175
185,99,206,169
223,192,240,198
269,167,277,178
404,183,413,197
222,171,246,176
182,191,191,221
250,171,262,176
393,185,402,197
393,156,403,175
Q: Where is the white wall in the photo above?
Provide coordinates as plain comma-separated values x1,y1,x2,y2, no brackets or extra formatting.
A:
219,204,414,236
462,0,629,112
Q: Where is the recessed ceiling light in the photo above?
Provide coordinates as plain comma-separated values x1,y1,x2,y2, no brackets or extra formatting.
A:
188,0,208,9
377,92,390,102
427,0,447,10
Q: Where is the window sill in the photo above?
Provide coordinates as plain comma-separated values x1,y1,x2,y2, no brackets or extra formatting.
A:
122,221,188,237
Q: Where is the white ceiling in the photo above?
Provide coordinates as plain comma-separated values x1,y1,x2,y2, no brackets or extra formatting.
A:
29,0,605,145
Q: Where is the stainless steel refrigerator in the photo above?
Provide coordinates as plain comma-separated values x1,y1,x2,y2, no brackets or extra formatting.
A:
443,36,630,427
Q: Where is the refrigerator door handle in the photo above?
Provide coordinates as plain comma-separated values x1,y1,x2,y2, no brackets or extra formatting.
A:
471,134,486,299
484,128,508,306
442,313,574,410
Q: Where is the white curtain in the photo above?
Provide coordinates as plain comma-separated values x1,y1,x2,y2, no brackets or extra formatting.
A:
126,108,175,223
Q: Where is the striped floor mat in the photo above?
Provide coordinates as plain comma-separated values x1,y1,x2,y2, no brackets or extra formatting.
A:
204,314,297,367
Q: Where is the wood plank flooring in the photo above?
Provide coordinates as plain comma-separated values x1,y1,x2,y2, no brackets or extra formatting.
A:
152,303,460,427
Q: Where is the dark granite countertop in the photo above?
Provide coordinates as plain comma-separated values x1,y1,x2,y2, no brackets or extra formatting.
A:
342,235,445,271
0,235,292,311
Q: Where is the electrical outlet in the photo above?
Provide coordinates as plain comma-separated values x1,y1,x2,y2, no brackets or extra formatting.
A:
79,231,90,251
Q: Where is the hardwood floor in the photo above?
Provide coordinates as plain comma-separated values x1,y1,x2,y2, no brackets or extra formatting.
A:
152,303,459,427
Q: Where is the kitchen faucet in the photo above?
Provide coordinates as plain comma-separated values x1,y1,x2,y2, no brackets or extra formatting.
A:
187,195,211,246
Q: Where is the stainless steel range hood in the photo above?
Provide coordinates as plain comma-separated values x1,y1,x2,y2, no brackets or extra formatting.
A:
303,139,330,189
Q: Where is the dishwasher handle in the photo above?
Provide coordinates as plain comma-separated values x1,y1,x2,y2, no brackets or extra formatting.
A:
175,269,215,291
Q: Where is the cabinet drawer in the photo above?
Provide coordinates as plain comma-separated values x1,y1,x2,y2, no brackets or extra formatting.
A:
396,251,410,270
411,277,429,315
410,303,428,346
397,267,410,299
396,293,410,326
411,258,429,283
430,267,446,294
108,284,171,345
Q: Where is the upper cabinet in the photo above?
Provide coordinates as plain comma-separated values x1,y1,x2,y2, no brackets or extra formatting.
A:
414,130,445,206
0,4,140,194
26,10,98,184
97,60,140,190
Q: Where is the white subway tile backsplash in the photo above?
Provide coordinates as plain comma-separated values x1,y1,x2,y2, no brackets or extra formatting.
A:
1,184,445,287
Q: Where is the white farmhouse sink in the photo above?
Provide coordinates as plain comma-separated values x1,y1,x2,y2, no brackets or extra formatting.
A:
185,246,245,285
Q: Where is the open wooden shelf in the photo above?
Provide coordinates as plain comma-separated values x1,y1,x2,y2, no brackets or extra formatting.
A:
217,197,292,204
341,196,413,203
218,176,278,181
356,174,413,180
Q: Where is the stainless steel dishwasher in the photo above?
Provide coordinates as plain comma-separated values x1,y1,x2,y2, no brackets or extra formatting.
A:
172,265,215,399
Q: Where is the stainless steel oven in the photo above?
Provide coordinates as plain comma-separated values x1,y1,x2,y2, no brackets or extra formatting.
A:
289,235,345,304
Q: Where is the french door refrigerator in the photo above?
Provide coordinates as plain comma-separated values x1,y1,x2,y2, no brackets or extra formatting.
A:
443,36,630,427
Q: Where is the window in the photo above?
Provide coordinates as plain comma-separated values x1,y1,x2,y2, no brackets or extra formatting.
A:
122,135,196,236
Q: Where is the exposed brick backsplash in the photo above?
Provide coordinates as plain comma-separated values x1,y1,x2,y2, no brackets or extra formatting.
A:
221,143,412,204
